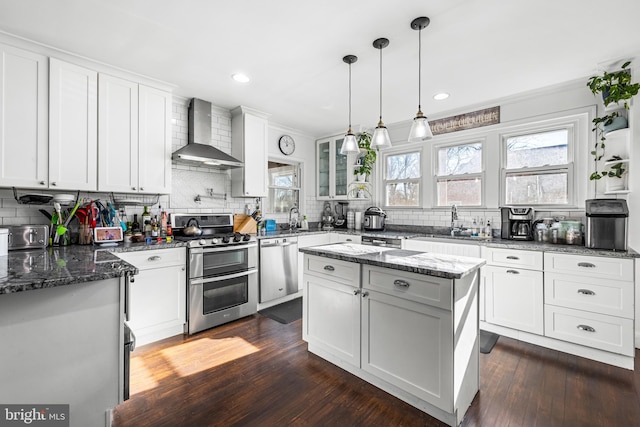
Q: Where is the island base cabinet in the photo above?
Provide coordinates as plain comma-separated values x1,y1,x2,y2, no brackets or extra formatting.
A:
304,274,360,367
0,278,122,427
362,291,453,412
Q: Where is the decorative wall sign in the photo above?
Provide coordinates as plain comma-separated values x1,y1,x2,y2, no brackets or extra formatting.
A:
430,106,500,135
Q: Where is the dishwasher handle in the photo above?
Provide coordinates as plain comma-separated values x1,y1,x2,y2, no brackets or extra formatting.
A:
261,241,294,248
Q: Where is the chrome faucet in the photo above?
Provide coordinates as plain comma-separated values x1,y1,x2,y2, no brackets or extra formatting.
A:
451,204,458,229
289,206,299,229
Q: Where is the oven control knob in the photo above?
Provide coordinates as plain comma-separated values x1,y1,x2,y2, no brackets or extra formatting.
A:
222,236,230,244
233,233,242,242
198,239,207,246
211,238,219,245
242,234,251,241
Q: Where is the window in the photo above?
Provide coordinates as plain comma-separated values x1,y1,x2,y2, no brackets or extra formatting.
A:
267,161,300,213
384,151,421,207
502,128,571,206
435,142,483,206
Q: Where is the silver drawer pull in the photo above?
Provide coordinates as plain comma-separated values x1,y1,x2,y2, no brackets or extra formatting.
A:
506,270,520,274
577,324,596,333
577,262,596,268
393,279,410,288
577,289,595,296
323,265,335,271
148,255,161,261
506,256,520,260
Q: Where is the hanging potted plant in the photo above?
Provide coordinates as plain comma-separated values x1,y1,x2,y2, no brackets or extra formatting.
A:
587,61,638,181
353,131,376,181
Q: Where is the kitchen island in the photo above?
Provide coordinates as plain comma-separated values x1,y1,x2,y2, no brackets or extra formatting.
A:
0,246,137,427
299,243,485,427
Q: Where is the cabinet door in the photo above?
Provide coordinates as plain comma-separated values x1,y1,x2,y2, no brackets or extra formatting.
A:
304,274,360,366
128,264,186,346
297,234,332,291
98,74,139,192
138,85,172,194
362,290,453,412
49,58,97,191
333,137,348,199
317,140,331,199
484,265,543,335
0,44,48,188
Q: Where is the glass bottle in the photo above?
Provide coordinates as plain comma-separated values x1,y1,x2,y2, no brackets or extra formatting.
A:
132,214,140,233
142,206,151,228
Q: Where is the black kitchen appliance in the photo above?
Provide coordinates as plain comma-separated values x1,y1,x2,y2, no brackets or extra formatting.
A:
501,207,534,240
585,199,628,251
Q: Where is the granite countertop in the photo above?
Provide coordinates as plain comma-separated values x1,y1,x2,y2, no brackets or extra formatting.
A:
299,243,486,280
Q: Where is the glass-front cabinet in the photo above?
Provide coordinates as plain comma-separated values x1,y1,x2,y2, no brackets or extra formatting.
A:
317,136,350,200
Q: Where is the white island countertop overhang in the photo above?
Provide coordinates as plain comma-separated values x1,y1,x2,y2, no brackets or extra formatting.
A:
298,243,486,279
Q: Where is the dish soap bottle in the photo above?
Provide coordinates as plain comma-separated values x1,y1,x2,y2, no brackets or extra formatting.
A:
301,215,309,230
485,220,492,238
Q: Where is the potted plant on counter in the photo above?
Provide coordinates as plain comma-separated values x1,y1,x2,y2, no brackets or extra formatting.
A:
353,131,375,181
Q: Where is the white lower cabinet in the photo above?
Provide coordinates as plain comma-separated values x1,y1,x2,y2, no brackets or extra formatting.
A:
483,265,543,335
116,248,186,346
543,252,635,357
303,254,479,426
481,247,544,335
362,288,453,411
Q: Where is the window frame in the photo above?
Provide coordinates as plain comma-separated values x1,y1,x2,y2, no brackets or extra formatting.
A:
499,121,576,208
266,159,302,214
432,138,485,208
382,148,423,209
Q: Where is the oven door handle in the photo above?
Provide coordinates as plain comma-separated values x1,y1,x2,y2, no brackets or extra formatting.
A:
191,269,257,285
191,242,257,254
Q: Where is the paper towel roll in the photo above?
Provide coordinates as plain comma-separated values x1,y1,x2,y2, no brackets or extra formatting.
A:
354,212,362,230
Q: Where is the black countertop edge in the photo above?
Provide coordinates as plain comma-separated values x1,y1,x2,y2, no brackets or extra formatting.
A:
300,245,486,280
258,228,639,258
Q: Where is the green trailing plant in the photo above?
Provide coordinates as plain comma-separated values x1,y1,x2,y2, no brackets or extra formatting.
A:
353,131,376,177
587,61,638,180
587,61,640,108
348,181,372,198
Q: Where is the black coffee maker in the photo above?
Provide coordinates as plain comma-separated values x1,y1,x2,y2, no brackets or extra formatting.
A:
501,207,534,240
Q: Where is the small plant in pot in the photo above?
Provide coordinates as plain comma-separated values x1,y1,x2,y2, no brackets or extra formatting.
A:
587,61,638,181
353,131,376,181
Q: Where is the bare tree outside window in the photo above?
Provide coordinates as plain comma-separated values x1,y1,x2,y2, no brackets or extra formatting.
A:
436,142,483,206
385,152,421,206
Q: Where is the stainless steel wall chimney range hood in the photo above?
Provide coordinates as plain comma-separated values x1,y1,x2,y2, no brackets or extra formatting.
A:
172,98,243,168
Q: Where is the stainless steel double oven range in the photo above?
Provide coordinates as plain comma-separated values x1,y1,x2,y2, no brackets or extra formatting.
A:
172,214,258,335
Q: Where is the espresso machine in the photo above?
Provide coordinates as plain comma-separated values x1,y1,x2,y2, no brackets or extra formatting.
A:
501,207,534,240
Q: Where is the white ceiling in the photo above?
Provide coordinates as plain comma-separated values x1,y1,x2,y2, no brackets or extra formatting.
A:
1,0,640,138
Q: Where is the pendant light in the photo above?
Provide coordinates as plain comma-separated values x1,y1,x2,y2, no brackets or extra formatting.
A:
340,55,360,155
371,37,392,149
408,16,434,142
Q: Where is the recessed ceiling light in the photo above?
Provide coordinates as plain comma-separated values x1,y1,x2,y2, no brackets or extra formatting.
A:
433,92,449,100
231,73,250,83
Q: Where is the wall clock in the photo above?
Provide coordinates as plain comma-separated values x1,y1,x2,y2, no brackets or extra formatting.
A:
278,135,295,155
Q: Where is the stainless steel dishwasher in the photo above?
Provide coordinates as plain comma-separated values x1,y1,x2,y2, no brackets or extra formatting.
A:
259,236,298,303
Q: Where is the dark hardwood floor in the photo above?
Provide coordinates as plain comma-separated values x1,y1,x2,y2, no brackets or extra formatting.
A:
113,314,640,427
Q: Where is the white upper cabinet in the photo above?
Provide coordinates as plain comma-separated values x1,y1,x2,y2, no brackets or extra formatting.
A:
98,74,171,194
316,136,349,200
231,106,269,197
0,44,48,188
138,85,171,194
49,58,98,191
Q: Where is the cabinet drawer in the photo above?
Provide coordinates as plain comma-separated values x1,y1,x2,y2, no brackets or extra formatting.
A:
544,305,634,356
304,254,360,286
117,248,186,269
482,247,543,270
362,265,452,310
545,273,634,319
544,252,633,281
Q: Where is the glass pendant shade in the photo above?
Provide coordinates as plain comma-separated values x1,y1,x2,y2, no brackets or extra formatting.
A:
340,54,360,155
340,130,360,155
408,112,433,142
372,122,392,149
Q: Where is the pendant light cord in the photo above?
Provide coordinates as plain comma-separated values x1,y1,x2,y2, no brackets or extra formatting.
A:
348,62,352,130
379,46,383,120
417,27,422,111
